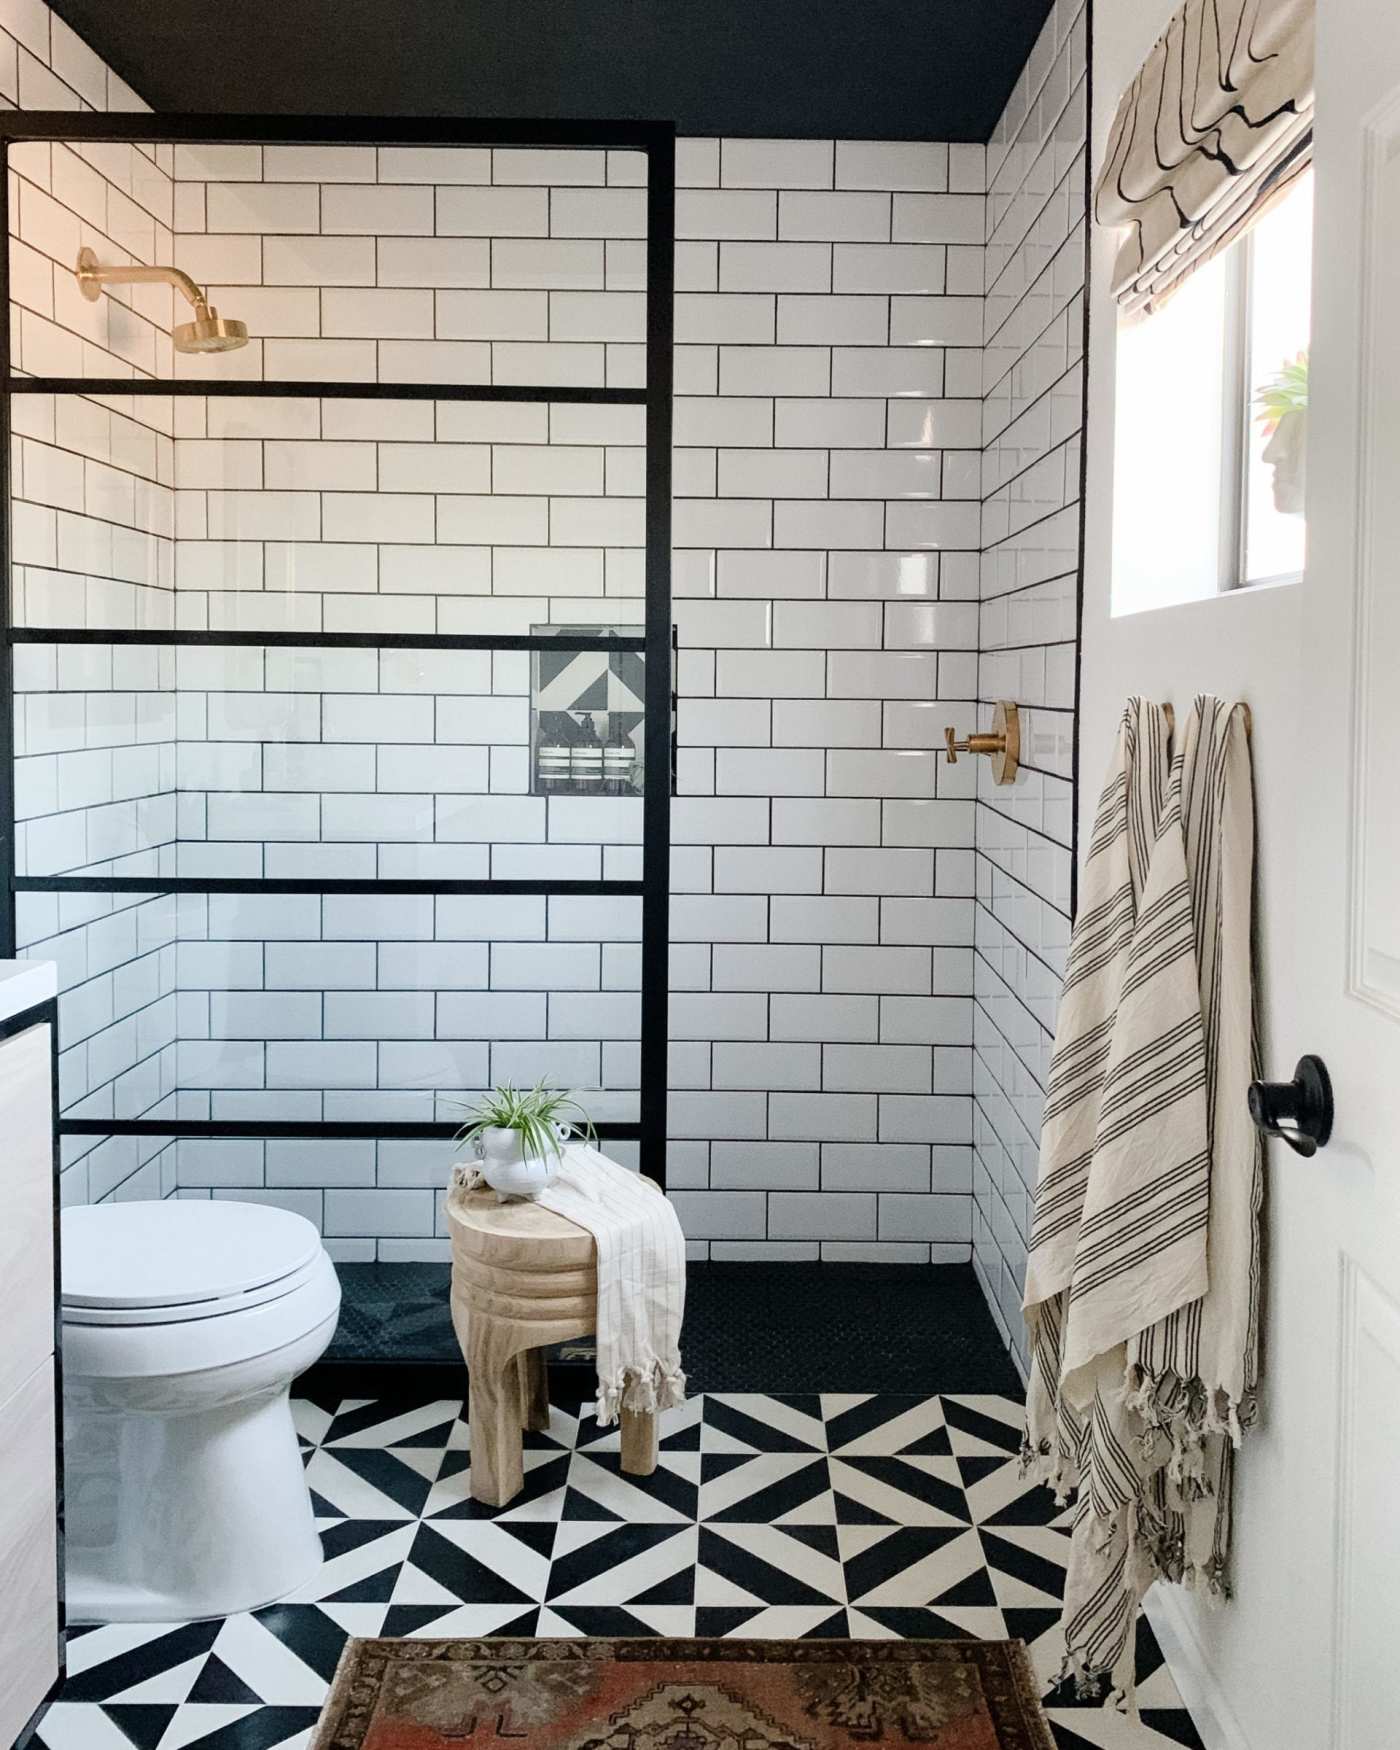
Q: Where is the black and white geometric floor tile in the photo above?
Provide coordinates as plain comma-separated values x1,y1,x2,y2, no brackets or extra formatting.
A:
38,1393,1203,1750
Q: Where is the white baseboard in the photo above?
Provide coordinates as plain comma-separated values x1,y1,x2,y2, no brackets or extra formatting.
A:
1143,1585,1254,1750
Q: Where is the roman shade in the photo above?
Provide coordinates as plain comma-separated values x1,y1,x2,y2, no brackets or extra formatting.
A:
1095,0,1314,314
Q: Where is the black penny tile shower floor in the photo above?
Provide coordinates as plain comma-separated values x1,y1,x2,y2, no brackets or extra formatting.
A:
38,1390,1202,1750
314,1260,1023,1395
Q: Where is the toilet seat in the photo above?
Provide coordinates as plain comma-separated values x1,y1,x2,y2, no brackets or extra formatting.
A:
62,1200,323,1327
63,1253,324,1325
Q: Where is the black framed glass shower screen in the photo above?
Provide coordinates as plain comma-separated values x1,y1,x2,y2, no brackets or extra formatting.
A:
0,114,675,1185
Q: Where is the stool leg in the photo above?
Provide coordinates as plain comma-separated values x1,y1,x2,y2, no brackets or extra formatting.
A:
517,1349,550,1433
467,1328,525,1507
620,1408,658,1477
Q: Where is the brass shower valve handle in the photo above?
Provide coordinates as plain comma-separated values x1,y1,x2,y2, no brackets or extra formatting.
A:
941,700,1020,786
943,727,1003,762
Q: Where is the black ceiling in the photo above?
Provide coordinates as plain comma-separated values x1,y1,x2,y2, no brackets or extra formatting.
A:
48,0,1054,142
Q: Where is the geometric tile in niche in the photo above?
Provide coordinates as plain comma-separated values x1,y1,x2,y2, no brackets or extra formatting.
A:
532,628,644,797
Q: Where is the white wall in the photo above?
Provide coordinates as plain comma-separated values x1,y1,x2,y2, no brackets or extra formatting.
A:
1085,3,1306,1747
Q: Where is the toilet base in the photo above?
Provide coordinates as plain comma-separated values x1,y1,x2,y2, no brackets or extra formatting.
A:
64,1308,338,1624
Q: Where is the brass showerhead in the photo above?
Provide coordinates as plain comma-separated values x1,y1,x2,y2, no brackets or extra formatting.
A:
173,312,249,354
75,247,250,355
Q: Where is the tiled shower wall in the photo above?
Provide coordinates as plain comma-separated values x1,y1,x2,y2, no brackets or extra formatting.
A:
3,0,184,1205
972,0,1088,1370
158,137,989,1260
7,0,1091,1311
12,133,993,1257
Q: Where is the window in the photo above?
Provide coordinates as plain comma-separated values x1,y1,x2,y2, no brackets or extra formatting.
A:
1112,170,1313,616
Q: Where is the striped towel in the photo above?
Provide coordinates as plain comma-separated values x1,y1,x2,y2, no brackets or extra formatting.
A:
458,1143,687,1426
1023,696,1261,1701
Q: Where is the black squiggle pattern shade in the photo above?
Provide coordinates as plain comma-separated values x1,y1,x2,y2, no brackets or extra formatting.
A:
1094,0,1314,313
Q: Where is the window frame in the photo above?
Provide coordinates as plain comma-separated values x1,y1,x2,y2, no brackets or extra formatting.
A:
1227,177,1311,594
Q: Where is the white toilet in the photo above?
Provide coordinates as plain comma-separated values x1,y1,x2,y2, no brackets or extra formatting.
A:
61,1200,341,1624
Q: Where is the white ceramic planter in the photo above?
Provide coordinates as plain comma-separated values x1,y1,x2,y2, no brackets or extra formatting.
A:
477,1125,563,1200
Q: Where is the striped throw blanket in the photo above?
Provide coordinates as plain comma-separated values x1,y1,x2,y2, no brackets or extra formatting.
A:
1023,695,1261,1701
457,1143,687,1426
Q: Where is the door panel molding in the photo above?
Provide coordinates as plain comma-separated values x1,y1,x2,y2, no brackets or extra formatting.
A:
1330,1255,1400,1747
1349,84,1400,1023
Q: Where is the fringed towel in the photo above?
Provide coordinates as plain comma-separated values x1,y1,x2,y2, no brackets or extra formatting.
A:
456,1143,686,1425
1023,695,1261,1703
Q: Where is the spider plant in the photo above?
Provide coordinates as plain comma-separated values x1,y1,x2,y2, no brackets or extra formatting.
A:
454,1080,596,1165
1254,348,1308,436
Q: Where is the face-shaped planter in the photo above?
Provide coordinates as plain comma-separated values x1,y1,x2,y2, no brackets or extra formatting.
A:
1263,408,1307,515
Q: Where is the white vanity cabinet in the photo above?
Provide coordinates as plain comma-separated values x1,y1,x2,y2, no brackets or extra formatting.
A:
0,964,61,1749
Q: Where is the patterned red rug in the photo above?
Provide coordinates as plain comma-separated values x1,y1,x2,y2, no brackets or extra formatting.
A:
312,1636,1054,1750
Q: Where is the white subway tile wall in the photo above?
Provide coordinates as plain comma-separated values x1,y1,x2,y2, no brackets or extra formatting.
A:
974,0,1087,1372
5,0,180,1208
7,4,1087,1304
65,131,984,1259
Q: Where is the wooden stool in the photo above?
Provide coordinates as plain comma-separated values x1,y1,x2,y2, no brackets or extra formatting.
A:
446,1185,659,1507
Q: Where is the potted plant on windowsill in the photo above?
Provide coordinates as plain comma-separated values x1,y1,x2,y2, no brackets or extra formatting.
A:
455,1081,597,1201
1256,349,1308,515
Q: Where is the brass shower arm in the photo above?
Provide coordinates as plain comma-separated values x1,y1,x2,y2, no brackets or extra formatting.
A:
73,247,249,353
75,247,210,314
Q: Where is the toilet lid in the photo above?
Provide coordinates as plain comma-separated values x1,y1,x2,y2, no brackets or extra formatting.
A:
62,1201,322,1311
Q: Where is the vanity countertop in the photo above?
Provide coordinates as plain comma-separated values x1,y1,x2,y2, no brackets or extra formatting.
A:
0,960,57,1026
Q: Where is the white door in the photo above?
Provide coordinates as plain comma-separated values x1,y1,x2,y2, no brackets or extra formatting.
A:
1273,3,1400,1744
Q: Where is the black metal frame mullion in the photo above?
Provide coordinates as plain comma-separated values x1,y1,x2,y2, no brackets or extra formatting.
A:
640,133,675,1189
11,378,645,404
13,629,646,651
0,111,674,1187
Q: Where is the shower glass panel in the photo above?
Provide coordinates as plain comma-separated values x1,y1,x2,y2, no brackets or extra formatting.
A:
12,631,645,1114
2,115,675,1280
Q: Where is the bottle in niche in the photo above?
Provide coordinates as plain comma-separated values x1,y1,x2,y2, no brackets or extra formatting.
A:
537,739,572,792
570,712,604,789
536,713,574,793
603,720,637,794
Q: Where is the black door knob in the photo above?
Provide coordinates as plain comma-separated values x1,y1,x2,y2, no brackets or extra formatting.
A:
1247,1055,1333,1158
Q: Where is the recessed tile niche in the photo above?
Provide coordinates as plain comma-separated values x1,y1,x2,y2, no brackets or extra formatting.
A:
531,627,646,797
